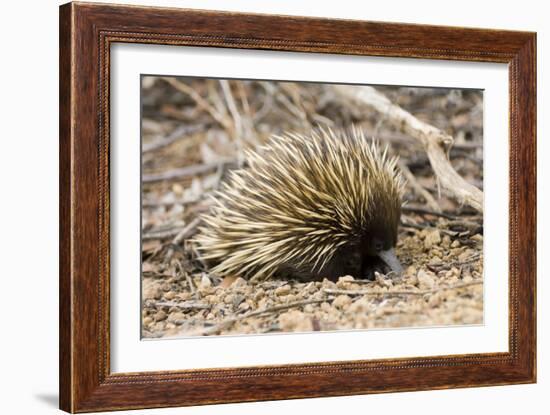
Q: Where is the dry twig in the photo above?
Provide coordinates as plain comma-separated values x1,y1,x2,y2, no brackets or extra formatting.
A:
142,124,202,153
142,157,237,183
195,297,334,336
398,159,442,212
161,77,232,130
323,280,483,297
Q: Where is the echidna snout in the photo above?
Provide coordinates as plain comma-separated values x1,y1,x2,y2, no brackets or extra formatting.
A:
195,127,405,282
298,230,403,281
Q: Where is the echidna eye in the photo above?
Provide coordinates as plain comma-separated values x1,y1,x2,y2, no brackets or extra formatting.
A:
374,241,383,252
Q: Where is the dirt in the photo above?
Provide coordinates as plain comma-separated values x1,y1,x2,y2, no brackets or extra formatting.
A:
142,223,483,338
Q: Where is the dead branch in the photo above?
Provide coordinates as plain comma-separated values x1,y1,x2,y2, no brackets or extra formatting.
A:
401,205,456,220
142,227,187,241
427,253,482,272
400,218,459,236
163,217,203,263
332,85,483,212
149,300,210,310
161,77,232,130
173,217,202,246
323,280,483,297
195,297,334,336
398,159,442,212
142,157,237,183
142,124,203,153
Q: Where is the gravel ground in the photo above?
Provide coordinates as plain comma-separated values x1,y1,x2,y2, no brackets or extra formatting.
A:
142,223,483,338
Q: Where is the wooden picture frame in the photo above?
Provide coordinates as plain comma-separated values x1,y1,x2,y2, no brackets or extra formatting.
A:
59,2,536,412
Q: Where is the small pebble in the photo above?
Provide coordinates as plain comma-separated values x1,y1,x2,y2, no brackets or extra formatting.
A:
406,265,417,277
144,286,162,300
238,302,250,311
275,285,291,296
458,249,476,262
278,310,313,332
231,277,248,288
200,275,212,289
320,302,332,312
285,294,297,303
303,304,315,313
338,275,355,283
417,270,436,290
167,312,186,324
424,229,441,250
333,295,352,309
154,310,167,321
224,294,235,304
321,278,336,289
253,288,266,301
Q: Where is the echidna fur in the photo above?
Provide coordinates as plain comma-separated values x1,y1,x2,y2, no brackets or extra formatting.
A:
194,127,405,282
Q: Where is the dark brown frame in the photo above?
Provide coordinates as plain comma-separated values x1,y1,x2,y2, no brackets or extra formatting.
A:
59,2,536,412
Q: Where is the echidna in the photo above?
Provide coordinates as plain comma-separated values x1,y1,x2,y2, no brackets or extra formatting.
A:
194,127,404,282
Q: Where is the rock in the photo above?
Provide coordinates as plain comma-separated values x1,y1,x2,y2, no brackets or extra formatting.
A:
285,294,297,303
172,183,184,196
274,285,291,296
223,294,235,304
154,310,167,321
375,272,393,288
320,302,332,312
232,294,245,307
144,286,162,300
253,288,266,301
231,277,248,288
278,310,313,332
424,229,441,250
177,292,191,301
167,312,186,324
428,293,442,307
471,234,483,242
348,298,370,314
164,291,176,300
303,304,315,313
428,256,442,265
321,278,336,289
143,316,153,326
417,270,436,290
238,302,250,311
153,322,166,331
450,239,461,248
458,249,476,262
219,276,238,288
200,275,212,289
333,295,352,309
304,282,316,294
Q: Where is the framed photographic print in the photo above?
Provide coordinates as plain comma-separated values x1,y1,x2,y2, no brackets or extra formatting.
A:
59,2,536,412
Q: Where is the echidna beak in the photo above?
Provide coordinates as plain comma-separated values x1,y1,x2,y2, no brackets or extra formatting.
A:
378,248,403,276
